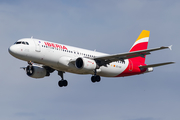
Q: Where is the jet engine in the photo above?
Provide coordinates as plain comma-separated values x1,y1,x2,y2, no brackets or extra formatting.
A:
26,65,47,78
75,57,97,71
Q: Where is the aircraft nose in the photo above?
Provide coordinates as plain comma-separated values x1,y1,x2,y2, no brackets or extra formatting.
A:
8,45,13,54
8,45,18,56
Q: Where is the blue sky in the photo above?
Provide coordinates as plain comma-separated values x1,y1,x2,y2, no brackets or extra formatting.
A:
0,0,179,120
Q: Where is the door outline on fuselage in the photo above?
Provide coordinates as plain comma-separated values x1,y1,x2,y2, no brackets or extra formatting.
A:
129,59,133,71
33,40,41,52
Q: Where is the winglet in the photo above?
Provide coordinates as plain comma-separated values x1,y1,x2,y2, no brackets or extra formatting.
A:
169,45,172,50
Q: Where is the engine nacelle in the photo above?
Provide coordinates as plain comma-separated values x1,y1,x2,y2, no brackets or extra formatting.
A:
145,67,154,73
26,65,47,78
75,57,97,71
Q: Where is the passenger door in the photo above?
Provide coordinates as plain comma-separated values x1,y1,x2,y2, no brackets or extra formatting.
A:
34,40,41,52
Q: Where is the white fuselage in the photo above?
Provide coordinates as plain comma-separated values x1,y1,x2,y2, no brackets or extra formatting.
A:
8,30,174,87
9,38,129,77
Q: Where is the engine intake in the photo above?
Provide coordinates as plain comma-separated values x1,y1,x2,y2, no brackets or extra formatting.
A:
75,57,97,70
26,65,47,78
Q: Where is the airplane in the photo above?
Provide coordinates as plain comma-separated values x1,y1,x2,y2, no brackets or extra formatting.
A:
8,30,174,87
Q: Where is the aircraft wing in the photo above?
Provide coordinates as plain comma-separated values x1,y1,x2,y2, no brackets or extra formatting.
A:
94,45,172,66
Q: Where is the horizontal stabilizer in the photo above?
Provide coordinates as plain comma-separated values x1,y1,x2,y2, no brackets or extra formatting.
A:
139,62,175,68
20,67,26,70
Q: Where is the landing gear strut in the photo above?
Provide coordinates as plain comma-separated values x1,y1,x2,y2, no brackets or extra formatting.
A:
91,69,101,83
58,71,68,87
28,61,33,66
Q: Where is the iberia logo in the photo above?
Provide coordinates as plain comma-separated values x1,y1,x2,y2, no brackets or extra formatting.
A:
44,42,68,50
88,61,94,64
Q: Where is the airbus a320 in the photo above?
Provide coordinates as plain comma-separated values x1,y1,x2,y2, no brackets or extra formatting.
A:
8,30,174,87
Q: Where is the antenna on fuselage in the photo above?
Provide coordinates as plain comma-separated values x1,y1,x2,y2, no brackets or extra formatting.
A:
31,36,33,39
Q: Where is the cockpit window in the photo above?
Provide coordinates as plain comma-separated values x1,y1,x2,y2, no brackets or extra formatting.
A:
14,41,29,45
16,42,22,44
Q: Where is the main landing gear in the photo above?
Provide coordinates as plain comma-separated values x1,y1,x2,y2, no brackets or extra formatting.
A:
58,71,68,87
57,69,101,87
91,75,101,83
91,69,101,83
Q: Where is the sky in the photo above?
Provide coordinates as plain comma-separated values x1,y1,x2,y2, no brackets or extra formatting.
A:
0,0,179,120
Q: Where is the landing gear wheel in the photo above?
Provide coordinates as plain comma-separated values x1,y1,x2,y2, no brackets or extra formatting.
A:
58,80,63,87
91,75,101,83
58,71,68,87
63,80,68,87
96,75,101,82
91,76,96,83
58,80,68,87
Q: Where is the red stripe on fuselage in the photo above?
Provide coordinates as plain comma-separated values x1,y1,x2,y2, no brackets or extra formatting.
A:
116,60,147,77
116,42,148,77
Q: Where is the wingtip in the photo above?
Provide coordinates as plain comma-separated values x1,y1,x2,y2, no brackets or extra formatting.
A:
166,62,175,65
169,45,172,50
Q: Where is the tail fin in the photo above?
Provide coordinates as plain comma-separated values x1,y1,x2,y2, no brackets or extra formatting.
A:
129,30,150,64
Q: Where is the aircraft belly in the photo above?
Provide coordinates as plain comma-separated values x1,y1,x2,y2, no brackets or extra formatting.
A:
54,65,93,74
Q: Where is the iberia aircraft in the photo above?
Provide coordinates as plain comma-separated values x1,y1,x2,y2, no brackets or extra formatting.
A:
8,30,174,87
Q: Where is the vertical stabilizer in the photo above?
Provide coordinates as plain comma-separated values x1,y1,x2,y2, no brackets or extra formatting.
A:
129,30,150,64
